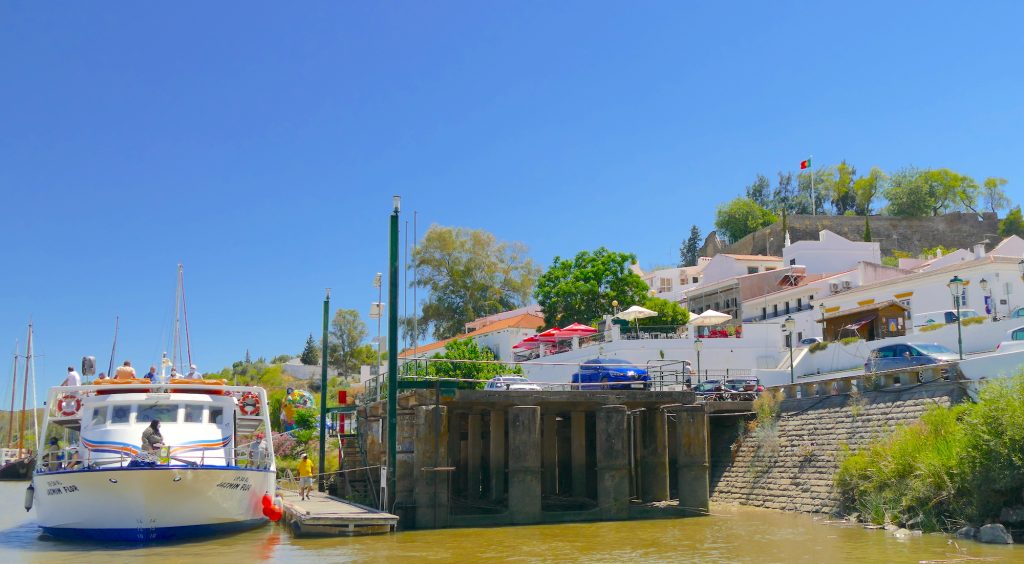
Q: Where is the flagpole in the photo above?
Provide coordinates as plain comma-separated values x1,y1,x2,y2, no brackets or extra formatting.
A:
810,155,815,216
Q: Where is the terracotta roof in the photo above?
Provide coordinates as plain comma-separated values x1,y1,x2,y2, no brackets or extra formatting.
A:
400,313,545,357
720,254,783,261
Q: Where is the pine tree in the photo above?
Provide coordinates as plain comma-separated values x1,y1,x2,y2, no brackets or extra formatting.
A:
300,334,320,365
863,215,872,242
999,206,1024,239
680,225,702,267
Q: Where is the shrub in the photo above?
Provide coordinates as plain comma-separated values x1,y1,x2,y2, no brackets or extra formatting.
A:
753,389,783,426
839,336,861,345
961,316,985,326
808,341,829,354
918,323,945,333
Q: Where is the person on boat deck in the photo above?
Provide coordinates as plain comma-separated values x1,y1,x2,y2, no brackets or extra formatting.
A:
298,453,315,500
141,419,164,454
169,368,180,379
248,433,267,468
142,366,158,381
114,361,136,379
96,372,108,380
61,366,81,387
43,437,62,471
185,364,202,380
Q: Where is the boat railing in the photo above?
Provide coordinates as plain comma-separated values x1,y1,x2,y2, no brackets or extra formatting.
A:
36,444,273,473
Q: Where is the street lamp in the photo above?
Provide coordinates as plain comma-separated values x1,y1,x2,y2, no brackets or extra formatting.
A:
694,338,704,383
371,272,384,392
1018,259,1024,281
980,277,996,321
783,315,796,384
818,301,827,341
948,275,965,360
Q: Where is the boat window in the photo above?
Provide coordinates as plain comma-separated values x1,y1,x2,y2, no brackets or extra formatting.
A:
90,406,108,426
111,405,132,424
209,406,224,425
137,403,179,424
184,405,204,423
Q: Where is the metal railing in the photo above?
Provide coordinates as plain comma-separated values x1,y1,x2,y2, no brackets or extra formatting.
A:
36,444,272,474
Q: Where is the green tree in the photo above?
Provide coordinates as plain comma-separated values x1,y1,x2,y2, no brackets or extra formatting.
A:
983,177,1010,214
637,297,690,327
270,354,293,364
885,168,981,217
863,215,872,242
679,225,702,267
534,247,650,328
744,174,772,208
412,225,540,340
830,161,857,215
329,309,368,375
999,206,1024,238
714,197,778,242
853,167,887,215
425,338,520,389
299,334,320,365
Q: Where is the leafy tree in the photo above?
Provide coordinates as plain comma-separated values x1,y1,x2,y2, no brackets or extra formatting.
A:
271,354,293,364
534,247,650,328
983,177,1010,214
714,197,778,242
299,334,320,365
679,225,702,267
416,338,520,389
830,161,857,215
863,215,872,242
637,297,690,327
885,168,981,217
771,172,796,214
744,174,772,208
412,225,540,340
884,167,932,217
999,206,1024,238
853,167,887,215
329,309,368,375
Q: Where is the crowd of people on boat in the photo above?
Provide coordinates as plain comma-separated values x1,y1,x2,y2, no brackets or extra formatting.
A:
59,361,204,386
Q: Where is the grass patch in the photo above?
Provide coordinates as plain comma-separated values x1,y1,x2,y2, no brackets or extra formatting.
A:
918,323,945,333
835,373,1024,532
839,336,862,345
961,316,985,326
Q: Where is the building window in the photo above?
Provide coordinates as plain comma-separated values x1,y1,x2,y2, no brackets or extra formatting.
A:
797,298,803,309
809,294,814,301
790,258,797,266
765,266,777,271
899,299,911,319
761,307,767,320
658,277,672,293
692,277,699,284
785,302,790,314
773,304,778,316
714,302,720,310
747,267,759,274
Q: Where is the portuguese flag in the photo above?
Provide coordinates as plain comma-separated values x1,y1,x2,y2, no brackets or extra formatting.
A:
800,158,811,170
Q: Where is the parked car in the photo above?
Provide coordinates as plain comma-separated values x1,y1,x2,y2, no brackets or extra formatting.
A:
724,378,764,400
912,310,980,328
1011,307,1024,319
994,326,1024,353
484,375,542,391
799,337,822,346
570,358,650,390
693,379,730,401
864,343,958,373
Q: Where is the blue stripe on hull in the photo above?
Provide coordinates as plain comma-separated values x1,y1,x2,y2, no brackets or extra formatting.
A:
41,518,267,542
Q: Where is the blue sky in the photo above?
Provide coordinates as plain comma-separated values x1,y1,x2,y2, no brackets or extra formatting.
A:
2,1,1023,391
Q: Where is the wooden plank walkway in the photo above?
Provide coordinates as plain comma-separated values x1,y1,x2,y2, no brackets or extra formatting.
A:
279,490,398,537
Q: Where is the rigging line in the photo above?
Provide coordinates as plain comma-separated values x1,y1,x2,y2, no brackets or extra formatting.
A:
6,340,18,448
107,316,119,379
181,264,193,368
17,324,31,457
30,331,39,453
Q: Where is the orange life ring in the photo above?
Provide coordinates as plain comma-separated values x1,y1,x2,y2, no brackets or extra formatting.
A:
239,391,261,416
57,394,82,417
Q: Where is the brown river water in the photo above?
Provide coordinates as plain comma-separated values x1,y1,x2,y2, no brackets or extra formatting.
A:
0,482,1020,563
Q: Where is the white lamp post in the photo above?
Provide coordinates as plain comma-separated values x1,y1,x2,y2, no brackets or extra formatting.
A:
694,338,704,383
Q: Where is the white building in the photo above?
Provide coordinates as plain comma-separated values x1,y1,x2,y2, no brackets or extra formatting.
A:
640,258,710,303
699,254,784,286
782,229,881,274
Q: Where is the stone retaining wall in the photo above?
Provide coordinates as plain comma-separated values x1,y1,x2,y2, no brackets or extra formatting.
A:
710,381,969,513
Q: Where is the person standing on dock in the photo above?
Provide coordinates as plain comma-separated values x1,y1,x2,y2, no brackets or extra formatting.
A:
61,366,81,387
298,453,314,500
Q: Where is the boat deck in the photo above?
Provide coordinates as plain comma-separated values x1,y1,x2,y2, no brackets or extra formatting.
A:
279,490,398,536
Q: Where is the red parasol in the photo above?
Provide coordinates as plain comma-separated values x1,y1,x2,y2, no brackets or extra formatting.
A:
534,327,562,343
555,322,598,339
513,336,540,350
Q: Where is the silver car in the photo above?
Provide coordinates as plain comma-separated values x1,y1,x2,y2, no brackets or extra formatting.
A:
484,375,542,391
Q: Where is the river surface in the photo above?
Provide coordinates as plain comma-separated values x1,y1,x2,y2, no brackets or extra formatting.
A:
0,482,1019,563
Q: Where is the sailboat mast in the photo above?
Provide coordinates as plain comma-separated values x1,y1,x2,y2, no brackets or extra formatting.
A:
6,341,18,449
17,324,32,457
181,264,193,368
107,316,119,378
174,264,183,371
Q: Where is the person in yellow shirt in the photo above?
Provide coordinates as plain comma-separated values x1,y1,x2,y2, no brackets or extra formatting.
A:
297,453,315,500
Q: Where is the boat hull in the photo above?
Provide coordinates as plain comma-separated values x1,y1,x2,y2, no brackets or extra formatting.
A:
33,466,274,541
0,457,36,481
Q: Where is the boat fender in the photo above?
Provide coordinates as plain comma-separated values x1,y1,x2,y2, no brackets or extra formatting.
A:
24,484,34,512
239,392,261,416
57,394,82,417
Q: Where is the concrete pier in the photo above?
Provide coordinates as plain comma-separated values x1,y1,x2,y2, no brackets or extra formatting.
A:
414,405,450,529
467,411,482,500
596,405,630,520
542,412,558,495
640,407,670,502
571,410,587,498
508,406,542,524
489,409,506,501
674,405,709,515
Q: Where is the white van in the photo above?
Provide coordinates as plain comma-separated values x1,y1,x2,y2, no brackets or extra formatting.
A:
912,309,980,328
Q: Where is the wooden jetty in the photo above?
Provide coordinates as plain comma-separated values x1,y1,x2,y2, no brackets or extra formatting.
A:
279,490,398,537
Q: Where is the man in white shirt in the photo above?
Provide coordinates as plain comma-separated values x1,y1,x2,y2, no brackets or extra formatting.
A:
61,366,81,387
185,365,202,380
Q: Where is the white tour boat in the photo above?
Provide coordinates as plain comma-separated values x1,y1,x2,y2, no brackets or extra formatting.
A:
28,373,277,541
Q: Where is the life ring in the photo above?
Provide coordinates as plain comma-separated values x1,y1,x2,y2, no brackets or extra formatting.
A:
239,392,261,416
57,394,82,417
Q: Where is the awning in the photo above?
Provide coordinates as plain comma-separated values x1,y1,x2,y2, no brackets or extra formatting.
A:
816,300,909,323
842,316,877,331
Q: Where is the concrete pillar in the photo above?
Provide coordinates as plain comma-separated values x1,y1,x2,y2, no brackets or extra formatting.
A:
467,411,482,500
395,408,416,509
571,411,587,498
489,409,506,502
508,406,542,524
674,405,709,516
414,405,449,529
639,408,670,502
596,405,629,520
542,412,558,495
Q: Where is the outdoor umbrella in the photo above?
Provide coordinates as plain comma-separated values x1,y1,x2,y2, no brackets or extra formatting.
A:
513,336,540,350
555,322,598,339
688,309,731,326
535,327,562,343
614,305,658,337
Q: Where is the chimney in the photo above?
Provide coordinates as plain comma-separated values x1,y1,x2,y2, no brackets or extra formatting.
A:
974,244,986,260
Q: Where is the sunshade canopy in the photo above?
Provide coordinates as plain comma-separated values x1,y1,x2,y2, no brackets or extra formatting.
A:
689,309,731,326
614,305,658,322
